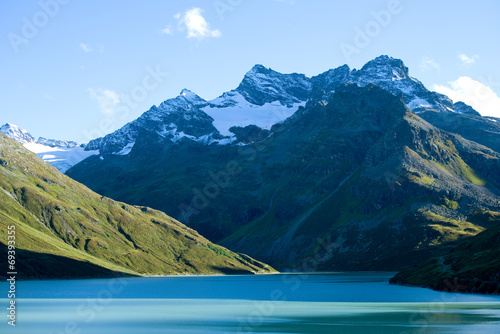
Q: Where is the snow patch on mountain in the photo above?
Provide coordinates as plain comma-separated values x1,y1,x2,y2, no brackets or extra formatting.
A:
203,91,305,136
407,98,432,110
115,141,135,155
23,142,98,173
1,123,97,172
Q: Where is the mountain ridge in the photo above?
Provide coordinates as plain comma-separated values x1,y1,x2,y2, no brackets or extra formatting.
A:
7,56,498,172
82,55,493,159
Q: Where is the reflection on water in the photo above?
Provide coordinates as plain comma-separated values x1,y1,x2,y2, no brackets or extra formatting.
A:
1,273,499,333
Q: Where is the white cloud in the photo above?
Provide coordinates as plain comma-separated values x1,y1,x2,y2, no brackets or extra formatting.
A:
433,77,500,118
160,26,173,35
79,43,92,53
88,88,122,116
458,53,478,65
420,56,440,73
175,8,221,39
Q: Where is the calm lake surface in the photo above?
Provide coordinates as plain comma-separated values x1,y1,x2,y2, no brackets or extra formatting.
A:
1,272,500,333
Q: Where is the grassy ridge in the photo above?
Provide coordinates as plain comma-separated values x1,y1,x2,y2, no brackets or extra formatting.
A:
0,133,275,279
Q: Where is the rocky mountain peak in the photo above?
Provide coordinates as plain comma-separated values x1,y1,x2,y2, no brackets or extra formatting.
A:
248,64,272,74
356,55,410,81
237,64,311,106
178,88,207,105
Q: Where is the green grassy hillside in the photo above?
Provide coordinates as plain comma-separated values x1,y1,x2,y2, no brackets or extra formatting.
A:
0,132,274,279
390,210,500,294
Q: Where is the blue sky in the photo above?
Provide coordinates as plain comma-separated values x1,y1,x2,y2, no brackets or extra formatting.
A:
1,0,500,142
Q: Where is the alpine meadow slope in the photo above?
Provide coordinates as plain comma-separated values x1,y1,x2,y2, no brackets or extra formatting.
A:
390,210,500,294
66,56,500,271
0,132,274,279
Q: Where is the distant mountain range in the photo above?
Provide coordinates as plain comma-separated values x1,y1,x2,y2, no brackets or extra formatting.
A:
0,123,97,173
5,55,499,169
81,55,499,157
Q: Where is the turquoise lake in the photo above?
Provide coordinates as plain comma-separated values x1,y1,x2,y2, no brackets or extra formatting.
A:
1,272,500,333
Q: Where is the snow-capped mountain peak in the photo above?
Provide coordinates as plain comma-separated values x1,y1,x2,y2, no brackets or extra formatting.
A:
179,88,207,105
245,64,272,76
236,64,312,107
156,89,207,113
83,55,483,156
356,55,410,81
0,123,35,144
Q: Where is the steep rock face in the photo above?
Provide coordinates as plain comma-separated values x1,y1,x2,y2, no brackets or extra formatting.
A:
0,132,274,279
68,84,500,271
313,56,476,116
418,111,500,153
350,57,456,113
236,64,312,106
86,91,222,155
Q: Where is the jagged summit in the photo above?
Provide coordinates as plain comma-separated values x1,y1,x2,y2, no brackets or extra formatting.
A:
236,64,311,106
156,90,207,111
355,55,410,80
247,64,272,73
179,88,207,104
1,123,81,149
